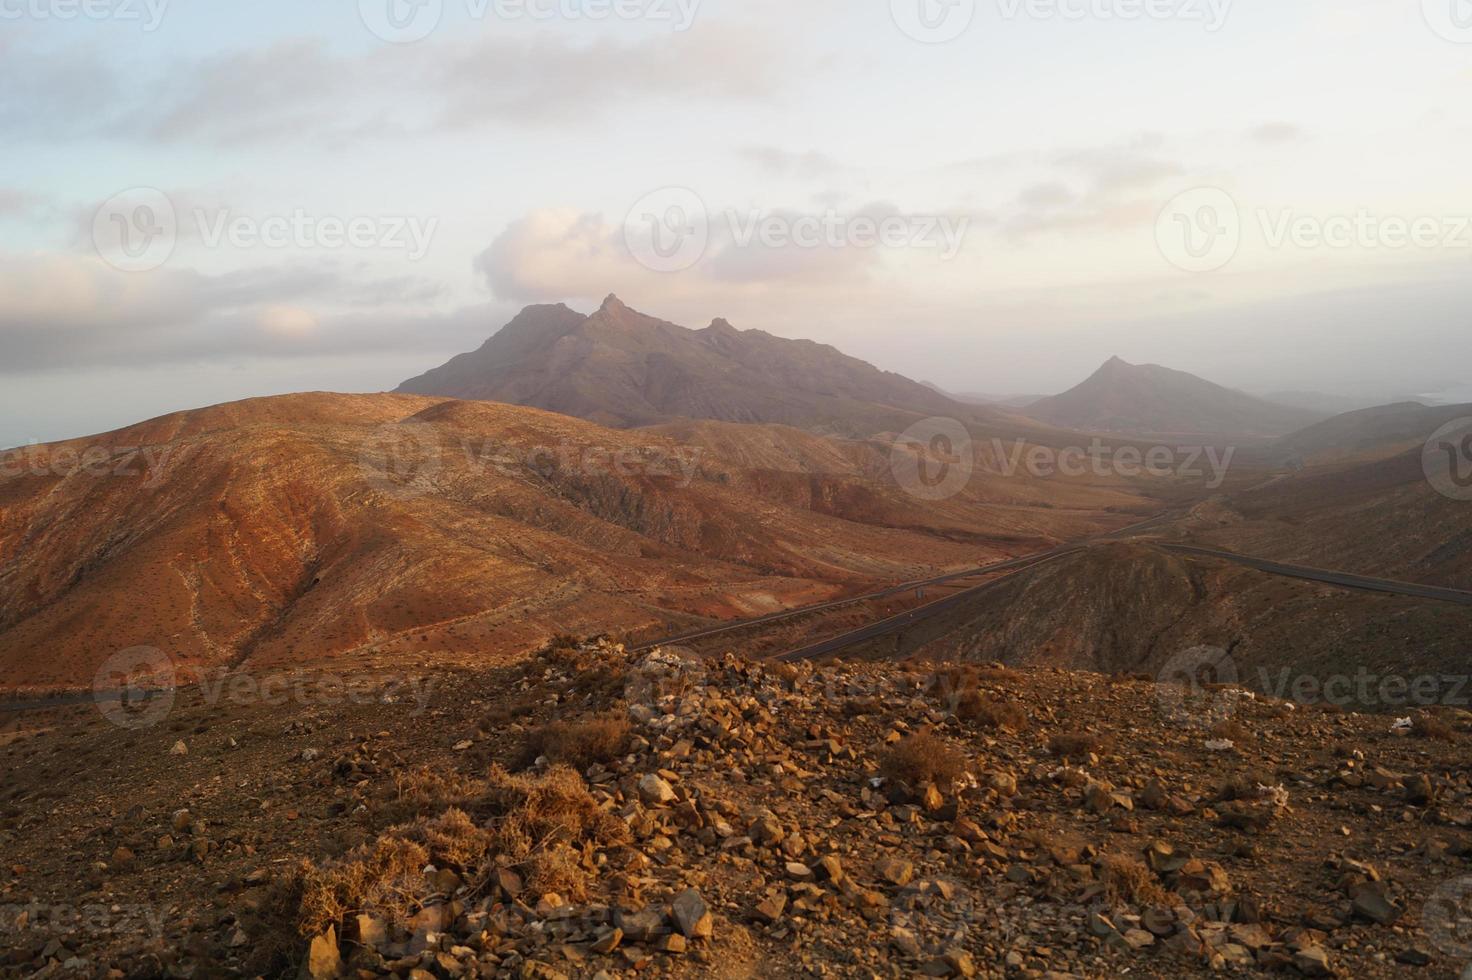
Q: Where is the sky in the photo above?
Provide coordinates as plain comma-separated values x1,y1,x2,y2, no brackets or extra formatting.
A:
2,0,1471,445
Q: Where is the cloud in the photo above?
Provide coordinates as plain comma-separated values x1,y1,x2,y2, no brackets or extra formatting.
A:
971,137,1187,240
1249,122,1305,144
0,251,498,372
0,189,47,221
739,147,846,178
0,28,795,147
475,199,977,307
1016,182,1076,209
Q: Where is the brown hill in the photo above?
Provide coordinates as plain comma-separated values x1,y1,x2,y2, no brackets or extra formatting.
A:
396,295,983,435
892,542,1472,709
1273,401,1472,463
1024,357,1322,441
0,392,1145,692
1183,444,1472,590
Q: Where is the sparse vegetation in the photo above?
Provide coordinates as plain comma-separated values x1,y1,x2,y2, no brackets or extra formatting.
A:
520,711,631,770
957,690,1029,732
1412,712,1456,742
880,729,968,788
1099,853,1171,907
299,762,629,941
1049,730,1112,759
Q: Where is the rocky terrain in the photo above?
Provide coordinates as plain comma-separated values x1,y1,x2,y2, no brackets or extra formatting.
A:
3,639,1471,978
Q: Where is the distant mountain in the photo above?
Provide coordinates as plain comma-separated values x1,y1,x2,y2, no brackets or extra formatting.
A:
1259,390,1389,416
1023,357,1322,440
1273,401,1472,462
398,295,978,436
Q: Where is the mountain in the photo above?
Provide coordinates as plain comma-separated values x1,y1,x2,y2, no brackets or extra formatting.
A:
1273,401,1472,462
1259,389,1388,416
397,295,979,435
1023,357,1323,440
0,392,1144,693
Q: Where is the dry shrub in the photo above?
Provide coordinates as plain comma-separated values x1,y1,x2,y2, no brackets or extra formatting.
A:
1212,769,1277,803
297,764,629,943
483,695,541,729
880,730,968,789
1412,712,1456,742
929,666,975,700
957,691,1029,732
484,764,629,903
522,712,631,770
484,764,629,857
930,664,1021,703
1099,854,1170,907
1049,731,1112,760
298,836,429,937
974,665,1023,684
525,841,590,901
1210,719,1250,743
412,807,495,873
380,766,480,825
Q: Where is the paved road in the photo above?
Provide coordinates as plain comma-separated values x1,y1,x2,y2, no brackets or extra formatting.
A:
1161,544,1472,606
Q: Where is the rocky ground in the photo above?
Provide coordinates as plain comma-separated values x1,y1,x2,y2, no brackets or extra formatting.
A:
2,640,1472,979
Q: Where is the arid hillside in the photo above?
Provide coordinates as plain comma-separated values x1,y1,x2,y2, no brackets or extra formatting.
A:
883,542,1472,712
0,393,1149,692
1183,446,1472,590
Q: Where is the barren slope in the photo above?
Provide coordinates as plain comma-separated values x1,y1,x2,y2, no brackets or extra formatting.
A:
0,393,1145,692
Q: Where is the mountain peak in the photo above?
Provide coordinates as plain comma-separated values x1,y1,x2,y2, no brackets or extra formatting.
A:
1026,357,1323,439
395,297,971,433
